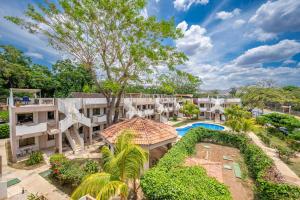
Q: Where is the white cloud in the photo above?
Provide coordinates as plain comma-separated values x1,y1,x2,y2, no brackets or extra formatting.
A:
25,52,44,59
176,21,212,57
233,40,300,66
244,28,277,42
250,0,300,35
216,8,240,20
174,0,209,11
233,19,246,28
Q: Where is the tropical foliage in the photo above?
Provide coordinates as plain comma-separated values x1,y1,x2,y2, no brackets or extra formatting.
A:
26,151,44,166
179,101,200,119
224,105,255,133
6,0,187,125
0,111,9,122
49,154,100,187
141,128,300,200
0,124,9,139
239,85,300,112
257,113,300,132
72,130,148,200
0,45,93,97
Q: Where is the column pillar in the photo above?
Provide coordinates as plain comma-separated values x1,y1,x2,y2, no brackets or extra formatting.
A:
58,131,62,154
89,127,93,145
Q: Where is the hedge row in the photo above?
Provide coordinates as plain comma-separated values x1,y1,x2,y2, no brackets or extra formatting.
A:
141,128,300,200
0,124,9,139
0,111,9,122
141,128,232,200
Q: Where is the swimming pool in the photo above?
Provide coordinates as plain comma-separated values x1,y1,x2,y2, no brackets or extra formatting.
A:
176,122,224,136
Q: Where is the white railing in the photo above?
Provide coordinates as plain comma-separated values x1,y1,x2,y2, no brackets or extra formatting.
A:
76,113,91,127
84,98,107,105
65,129,77,151
199,107,207,112
16,122,47,136
59,116,74,133
92,115,107,123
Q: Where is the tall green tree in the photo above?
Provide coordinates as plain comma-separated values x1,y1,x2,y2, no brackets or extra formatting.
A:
179,101,200,119
158,70,201,95
224,105,255,133
6,0,187,125
0,45,31,95
52,59,94,97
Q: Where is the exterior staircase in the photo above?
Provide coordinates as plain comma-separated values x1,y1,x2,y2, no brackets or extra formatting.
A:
58,99,89,153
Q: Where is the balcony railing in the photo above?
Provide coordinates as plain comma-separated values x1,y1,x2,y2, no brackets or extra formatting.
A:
13,98,54,107
16,122,48,136
92,115,107,123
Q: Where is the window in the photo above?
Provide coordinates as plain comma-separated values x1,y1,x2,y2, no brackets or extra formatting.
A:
48,134,55,141
200,112,205,117
143,105,146,109
103,108,107,114
17,113,33,124
87,109,90,118
79,127,83,134
93,108,100,116
47,111,55,120
200,103,205,107
19,137,35,147
93,126,100,132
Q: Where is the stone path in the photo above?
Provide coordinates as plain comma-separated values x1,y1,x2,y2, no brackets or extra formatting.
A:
0,139,69,200
248,132,300,186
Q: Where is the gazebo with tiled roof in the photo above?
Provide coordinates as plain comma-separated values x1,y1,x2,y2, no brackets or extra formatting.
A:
100,117,178,168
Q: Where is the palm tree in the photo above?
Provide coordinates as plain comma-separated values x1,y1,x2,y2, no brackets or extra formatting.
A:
71,130,148,200
101,130,148,199
71,173,128,200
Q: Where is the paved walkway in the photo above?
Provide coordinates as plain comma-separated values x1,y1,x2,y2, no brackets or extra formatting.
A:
248,132,300,186
0,139,68,200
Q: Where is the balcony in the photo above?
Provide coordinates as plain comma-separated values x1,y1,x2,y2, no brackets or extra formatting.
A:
16,122,48,136
13,98,54,107
199,107,207,112
92,115,107,123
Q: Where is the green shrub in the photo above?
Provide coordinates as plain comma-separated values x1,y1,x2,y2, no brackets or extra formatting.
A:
0,124,9,139
289,130,300,141
49,155,99,187
26,151,44,166
276,145,295,162
0,111,8,122
257,113,300,132
172,115,178,121
83,160,99,173
141,128,300,200
257,132,271,146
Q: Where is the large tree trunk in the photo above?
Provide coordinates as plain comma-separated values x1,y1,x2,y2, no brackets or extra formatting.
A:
113,85,126,123
106,96,116,126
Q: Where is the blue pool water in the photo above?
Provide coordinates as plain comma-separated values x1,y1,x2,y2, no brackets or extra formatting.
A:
176,123,224,136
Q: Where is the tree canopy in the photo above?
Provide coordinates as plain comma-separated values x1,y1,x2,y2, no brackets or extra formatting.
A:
0,45,93,98
179,101,200,119
6,0,188,125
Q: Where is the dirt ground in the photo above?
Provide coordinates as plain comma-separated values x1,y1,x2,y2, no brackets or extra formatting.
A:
185,143,254,200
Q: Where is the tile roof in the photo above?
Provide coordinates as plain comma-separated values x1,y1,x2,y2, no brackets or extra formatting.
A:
101,117,178,146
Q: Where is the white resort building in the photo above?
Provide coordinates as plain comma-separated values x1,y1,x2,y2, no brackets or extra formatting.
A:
194,98,241,122
8,88,241,163
8,89,181,162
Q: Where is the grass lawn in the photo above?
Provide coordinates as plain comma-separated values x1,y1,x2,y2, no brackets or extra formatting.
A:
287,157,300,177
172,119,200,127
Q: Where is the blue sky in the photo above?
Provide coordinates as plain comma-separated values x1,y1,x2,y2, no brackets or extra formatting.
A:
1,0,300,89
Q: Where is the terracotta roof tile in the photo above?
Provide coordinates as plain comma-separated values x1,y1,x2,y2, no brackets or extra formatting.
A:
101,117,178,145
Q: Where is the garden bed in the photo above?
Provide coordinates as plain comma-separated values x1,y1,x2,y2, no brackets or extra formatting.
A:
185,143,254,200
141,128,300,200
